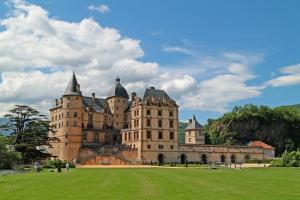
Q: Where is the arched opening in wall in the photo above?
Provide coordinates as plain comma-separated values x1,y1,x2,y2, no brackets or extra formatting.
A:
245,154,250,161
201,154,208,164
231,155,236,163
113,135,118,145
221,155,226,163
180,154,187,164
158,154,164,165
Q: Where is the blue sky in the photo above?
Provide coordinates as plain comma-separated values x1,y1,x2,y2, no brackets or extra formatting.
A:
0,0,300,123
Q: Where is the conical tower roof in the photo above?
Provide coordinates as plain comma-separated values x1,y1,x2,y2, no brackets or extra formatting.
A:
64,72,81,96
185,115,203,130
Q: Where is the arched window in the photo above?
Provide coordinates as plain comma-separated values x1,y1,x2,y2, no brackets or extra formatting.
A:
221,155,226,163
201,154,208,164
231,155,236,163
181,154,187,164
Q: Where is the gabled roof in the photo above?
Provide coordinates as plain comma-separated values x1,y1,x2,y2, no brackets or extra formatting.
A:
248,141,274,149
107,76,129,99
64,72,81,96
82,96,108,113
143,87,172,101
185,115,203,130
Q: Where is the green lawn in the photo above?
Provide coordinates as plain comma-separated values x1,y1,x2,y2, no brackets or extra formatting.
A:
1,167,300,200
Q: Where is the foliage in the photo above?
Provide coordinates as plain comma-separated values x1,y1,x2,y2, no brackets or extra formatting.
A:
205,104,300,155
178,122,188,144
281,151,300,167
43,159,75,169
0,105,58,163
0,134,22,169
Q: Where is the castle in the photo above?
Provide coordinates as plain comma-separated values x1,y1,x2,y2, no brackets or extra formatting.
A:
49,72,274,165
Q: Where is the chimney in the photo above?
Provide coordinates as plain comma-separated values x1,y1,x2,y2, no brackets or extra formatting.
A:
131,92,136,100
60,97,63,104
188,119,192,124
55,99,58,106
91,93,95,101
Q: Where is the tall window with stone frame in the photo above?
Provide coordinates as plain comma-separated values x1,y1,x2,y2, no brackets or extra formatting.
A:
147,119,151,127
147,109,151,116
147,131,151,139
158,110,162,116
74,121,77,127
74,112,77,117
169,111,173,117
169,132,174,140
158,131,163,139
158,120,162,128
169,120,174,128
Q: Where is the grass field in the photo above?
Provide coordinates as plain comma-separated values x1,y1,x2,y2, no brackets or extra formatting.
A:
1,167,300,200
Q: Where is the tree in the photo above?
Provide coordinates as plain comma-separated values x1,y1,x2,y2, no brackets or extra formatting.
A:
0,133,21,169
0,105,57,163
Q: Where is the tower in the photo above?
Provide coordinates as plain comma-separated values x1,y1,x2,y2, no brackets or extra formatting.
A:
185,115,205,145
49,72,83,161
106,76,129,130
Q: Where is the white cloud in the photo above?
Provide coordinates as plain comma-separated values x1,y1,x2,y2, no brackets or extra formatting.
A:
88,4,110,14
162,45,198,57
0,0,265,116
266,64,300,87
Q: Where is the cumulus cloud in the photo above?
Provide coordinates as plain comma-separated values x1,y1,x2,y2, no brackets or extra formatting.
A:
88,4,110,14
266,64,300,87
0,0,265,116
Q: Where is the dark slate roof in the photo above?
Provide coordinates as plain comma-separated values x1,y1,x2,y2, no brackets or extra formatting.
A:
83,96,107,112
107,77,129,99
185,115,203,130
64,72,80,96
143,87,172,101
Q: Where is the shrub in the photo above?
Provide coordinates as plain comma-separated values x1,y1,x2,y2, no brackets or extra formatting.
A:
43,159,75,169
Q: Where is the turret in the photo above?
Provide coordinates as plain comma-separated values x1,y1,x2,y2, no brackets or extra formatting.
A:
185,115,205,145
106,77,129,130
60,72,83,161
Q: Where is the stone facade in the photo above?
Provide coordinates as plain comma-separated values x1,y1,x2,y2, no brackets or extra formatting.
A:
49,73,275,164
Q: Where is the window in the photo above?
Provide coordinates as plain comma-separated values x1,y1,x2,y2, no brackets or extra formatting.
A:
52,116,54,121
158,110,162,116
147,102,150,106
66,121,69,127
158,120,162,128
65,133,68,138
147,110,151,115
147,145,151,149
59,114,61,120
55,115,57,120
58,123,60,128
147,131,151,139
170,145,174,149
147,119,151,127
158,102,162,107
159,145,163,149
67,112,69,117
74,121,77,127
137,110,139,116
158,131,163,139
170,132,174,140
189,138,191,142
169,120,174,128
74,112,77,117
136,131,139,140
67,103,70,108
125,133,127,141
169,111,173,117
128,133,131,140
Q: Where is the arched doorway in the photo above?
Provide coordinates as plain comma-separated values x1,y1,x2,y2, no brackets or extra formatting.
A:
221,155,226,163
245,154,250,160
201,154,208,164
158,154,164,165
231,155,236,163
181,154,187,164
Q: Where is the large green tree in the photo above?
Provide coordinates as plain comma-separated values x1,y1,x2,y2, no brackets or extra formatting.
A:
0,133,21,169
0,105,57,163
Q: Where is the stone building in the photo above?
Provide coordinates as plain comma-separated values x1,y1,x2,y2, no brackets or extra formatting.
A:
49,72,275,165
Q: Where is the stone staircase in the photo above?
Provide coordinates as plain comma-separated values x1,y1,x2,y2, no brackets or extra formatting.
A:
78,145,138,165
